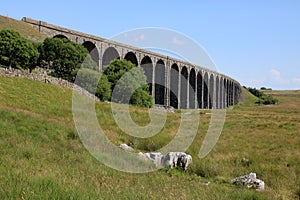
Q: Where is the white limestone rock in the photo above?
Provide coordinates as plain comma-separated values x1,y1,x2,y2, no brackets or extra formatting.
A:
231,172,265,191
119,143,134,151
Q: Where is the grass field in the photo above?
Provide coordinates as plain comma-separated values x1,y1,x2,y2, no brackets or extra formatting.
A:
0,15,45,41
0,76,299,199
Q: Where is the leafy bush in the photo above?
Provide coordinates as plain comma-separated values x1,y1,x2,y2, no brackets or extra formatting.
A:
73,68,99,94
130,87,154,108
73,68,112,101
81,54,98,71
105,59,153,107
245,87,278,105
96,75,111,101
104,59,136,91
258,95,278,105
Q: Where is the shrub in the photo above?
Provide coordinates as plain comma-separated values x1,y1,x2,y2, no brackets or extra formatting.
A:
245,87,278,105
130,87,153,108
261,95,278,105
96,75,111,101
104,59,136,91
105,59,153,107
72,68,112,101
73,68,99,94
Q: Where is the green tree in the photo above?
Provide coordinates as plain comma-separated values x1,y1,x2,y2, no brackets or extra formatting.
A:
130,87,154,108
0,29,39,71
104,59,136,91
73,68,111,101
81,54,98,71
70,54,99,82
74,68,99,94
39,37,88,80
96,75,111,101
106,59,153,107
28,41,41,72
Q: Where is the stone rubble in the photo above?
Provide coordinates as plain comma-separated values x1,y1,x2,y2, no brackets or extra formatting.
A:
151,105,175,113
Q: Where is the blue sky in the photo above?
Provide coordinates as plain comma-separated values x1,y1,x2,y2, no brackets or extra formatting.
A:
1,0,300,90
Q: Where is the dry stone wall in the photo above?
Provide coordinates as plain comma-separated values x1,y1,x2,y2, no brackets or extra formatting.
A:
0,67,100,102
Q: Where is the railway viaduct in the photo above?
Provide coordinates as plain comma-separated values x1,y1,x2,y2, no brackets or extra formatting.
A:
22,17,242,109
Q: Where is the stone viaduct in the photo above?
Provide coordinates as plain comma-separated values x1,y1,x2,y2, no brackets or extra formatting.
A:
22,17,242,109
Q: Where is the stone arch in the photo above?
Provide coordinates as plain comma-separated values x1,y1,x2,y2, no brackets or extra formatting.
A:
170,63,179,109
230,81,234,106
124,52,138,66
189,68,196,109
155,59,165,105
215,76,220,109
224,79,228,107
220,77,224,109
203,72,209,109
53,34,68,39
234,83,240,104
197,72,203,109
82,41,99,66
227,80,231,106
180,66,188,109
209,74,215,109
141,56,153,95
102,47,120,70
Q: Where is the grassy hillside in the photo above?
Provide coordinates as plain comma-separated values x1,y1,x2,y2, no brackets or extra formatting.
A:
0,76,299,199
0,15,45,41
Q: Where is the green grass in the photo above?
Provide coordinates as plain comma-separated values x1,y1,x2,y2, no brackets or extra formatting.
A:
0,15,45,41
0,76,299,199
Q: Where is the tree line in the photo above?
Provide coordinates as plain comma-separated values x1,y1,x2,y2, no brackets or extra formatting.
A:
0,29,153,107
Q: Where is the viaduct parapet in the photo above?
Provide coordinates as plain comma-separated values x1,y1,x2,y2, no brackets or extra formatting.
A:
22,17,242,109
